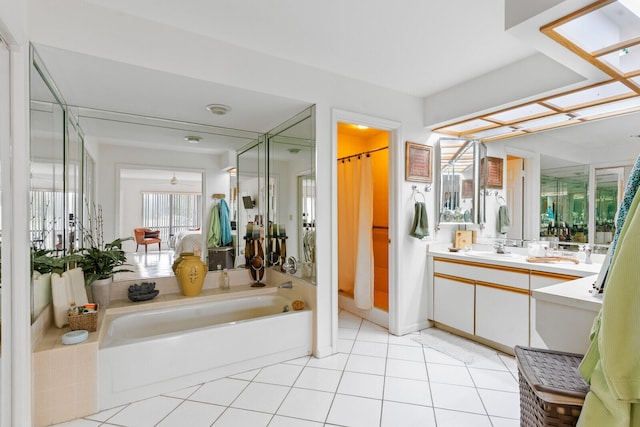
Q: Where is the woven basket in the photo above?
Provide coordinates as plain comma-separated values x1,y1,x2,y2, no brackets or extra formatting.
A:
515,346,589,427
68,309,98,332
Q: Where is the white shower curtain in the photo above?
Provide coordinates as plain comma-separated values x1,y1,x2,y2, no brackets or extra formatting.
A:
338,156,374,310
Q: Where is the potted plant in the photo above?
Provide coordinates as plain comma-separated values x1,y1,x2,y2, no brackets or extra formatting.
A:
77,204,133,307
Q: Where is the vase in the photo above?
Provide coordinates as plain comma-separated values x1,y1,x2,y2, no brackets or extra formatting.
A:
175,255,207,296
172,252,194,274
91,277,113,308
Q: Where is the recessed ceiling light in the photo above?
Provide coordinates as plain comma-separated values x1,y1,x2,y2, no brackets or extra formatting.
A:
356,125,369,130
184,135,202,144
206,104,232,116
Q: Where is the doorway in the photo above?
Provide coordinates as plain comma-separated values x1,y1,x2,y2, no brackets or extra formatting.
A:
506,155,524,241
336,122,390,326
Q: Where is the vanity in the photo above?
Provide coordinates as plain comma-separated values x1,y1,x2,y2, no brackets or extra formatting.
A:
427,247,602,355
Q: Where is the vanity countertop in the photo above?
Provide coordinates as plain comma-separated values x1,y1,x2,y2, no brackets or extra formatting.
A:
428,247,603,277
531,274,602,312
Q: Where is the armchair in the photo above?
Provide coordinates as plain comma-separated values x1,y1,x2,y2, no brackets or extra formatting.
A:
134,228,162,253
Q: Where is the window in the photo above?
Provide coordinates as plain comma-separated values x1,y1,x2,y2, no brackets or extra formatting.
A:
142,192,202,241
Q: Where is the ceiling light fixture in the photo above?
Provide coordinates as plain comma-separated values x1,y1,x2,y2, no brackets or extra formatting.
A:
170,172,178,185
288,148,301,154
206,104,232,116
356,125,369,130
184,135,202,144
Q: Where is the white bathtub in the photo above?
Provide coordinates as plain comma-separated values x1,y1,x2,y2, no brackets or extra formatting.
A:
99,293,312,409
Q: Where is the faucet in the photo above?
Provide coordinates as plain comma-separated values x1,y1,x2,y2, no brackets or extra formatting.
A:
278,281,293,289
494,241,509,254
584,245,592,264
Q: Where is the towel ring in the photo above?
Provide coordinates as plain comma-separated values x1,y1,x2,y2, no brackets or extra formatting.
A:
412,185,426,203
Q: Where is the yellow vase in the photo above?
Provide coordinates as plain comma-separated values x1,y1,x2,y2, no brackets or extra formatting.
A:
175,255,207,296
172,252,194,274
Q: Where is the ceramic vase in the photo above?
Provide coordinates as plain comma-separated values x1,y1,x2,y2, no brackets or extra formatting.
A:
91,277,113,308
172,252,194,274
175,255,207,296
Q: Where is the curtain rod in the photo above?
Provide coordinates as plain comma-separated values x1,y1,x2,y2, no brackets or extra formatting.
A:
337,146,388,162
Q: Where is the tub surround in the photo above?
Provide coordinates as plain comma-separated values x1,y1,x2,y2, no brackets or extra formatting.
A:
32,270,314,426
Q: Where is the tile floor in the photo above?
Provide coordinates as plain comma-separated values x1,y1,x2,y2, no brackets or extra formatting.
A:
52,310,521,427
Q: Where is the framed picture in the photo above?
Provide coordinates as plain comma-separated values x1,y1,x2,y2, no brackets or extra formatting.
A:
405,141,432,183
461,179,474,199
484,156,504,189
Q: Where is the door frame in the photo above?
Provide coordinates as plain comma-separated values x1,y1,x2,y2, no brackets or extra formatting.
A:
331,109,401,344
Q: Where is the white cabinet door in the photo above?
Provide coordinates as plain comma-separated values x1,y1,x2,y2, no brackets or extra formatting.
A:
475,283,529,349
433,275,475,335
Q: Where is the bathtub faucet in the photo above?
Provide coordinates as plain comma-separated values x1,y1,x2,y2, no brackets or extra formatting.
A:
278,281,293,289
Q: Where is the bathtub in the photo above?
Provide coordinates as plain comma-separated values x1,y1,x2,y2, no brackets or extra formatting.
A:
99,293,312,409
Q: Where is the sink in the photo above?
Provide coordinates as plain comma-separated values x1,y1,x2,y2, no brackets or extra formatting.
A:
464,251,515,259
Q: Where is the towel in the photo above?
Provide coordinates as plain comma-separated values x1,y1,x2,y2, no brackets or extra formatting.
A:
219,199,233,246
497,205,511,234
207,204,221,248
577,189,640,426
410,201,429,239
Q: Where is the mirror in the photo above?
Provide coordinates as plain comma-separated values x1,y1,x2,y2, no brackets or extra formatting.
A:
29,47,68,321
266,106,315,282
435,138,486,227
235,106,316,284
540,164,589,244
594,167,625,245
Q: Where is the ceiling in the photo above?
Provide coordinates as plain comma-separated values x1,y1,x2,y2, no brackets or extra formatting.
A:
29,0,640,160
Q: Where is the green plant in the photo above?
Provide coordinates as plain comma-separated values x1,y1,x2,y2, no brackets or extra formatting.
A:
31,247,70,275
77,204,133,286
78,237,132,286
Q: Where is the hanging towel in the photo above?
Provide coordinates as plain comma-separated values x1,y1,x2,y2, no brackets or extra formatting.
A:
219,199,233,246
497,205,511,234
577,189,640,426
410,202,429,239
207,204,221,248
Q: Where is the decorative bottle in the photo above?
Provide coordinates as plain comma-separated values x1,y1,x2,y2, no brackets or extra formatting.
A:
218,264,230,291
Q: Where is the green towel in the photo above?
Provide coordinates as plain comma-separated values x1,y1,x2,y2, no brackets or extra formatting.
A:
498,205,511,234
207,204,221,248
410,202,429,239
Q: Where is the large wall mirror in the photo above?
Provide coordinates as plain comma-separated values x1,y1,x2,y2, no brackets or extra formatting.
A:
29,47,77,322
28,43,317,307
236,106,316,284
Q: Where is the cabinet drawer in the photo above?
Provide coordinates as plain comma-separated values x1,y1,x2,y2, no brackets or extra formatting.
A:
434,258,529,290
433,275,475,335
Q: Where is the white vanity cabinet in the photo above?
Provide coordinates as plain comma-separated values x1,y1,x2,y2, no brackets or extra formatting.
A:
433,257,530,351
430,252,599,354
530,271,582,349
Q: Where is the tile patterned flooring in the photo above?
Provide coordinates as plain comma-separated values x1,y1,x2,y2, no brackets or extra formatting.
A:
52,307,521,427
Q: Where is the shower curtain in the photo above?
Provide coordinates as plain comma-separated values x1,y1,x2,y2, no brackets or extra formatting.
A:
338,156,374,310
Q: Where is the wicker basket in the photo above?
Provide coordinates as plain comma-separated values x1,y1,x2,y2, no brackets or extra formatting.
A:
68,309,98,332
515,346,589,427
